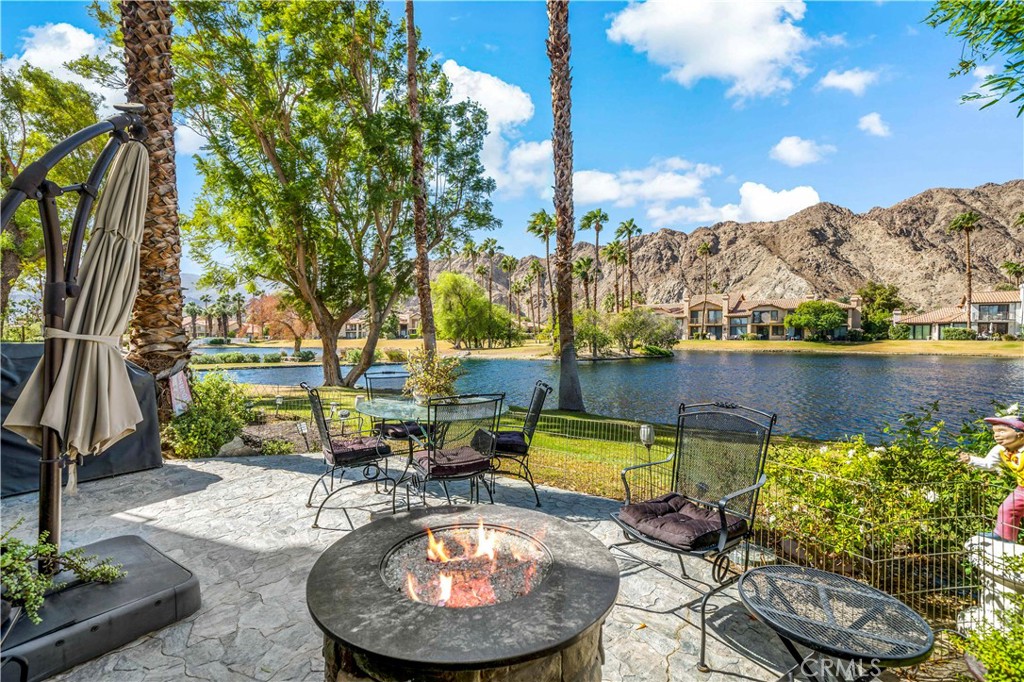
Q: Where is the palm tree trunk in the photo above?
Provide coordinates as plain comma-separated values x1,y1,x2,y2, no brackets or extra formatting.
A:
547,0,584,412
593,229,600,311
702,253,708,339
406,0,437,354
487,268,494,348
544,239,554,323
121,0,189,423
965,231,972,326
626,234,634,308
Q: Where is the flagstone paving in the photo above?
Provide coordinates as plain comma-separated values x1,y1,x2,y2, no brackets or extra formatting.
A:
5,454,812,681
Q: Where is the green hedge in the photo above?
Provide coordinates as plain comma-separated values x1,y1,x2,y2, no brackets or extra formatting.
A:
941,327,978,340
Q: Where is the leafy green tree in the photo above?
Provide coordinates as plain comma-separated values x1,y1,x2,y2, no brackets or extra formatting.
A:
926,1,1024,116
433,272,513,349
608,308,648,355
856,281,906,336
381,312,401,340
784,300,847,341
574,309,610,357
1,62,104,322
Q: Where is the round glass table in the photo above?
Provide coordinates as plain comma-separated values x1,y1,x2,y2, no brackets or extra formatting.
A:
354,397,508,422
738,565,933,682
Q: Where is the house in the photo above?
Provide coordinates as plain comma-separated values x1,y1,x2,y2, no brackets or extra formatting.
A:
650,293,862,340
343,310,421,339
893,286,1022,339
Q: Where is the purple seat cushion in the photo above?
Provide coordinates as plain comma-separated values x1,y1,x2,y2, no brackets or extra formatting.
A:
325,436,390,466
414,446,491,478
619,492,748,551
493,431,529,455
381,421,430,440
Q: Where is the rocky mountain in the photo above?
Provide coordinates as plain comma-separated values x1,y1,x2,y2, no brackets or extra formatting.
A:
436,180,1024,315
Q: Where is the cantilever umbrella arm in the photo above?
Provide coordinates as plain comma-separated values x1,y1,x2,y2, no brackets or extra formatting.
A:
0,105,146,556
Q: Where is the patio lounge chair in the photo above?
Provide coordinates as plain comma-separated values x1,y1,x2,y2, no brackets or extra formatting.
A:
610,402,776,673
301,382,393,529
393,394,504,512
483,380,552,506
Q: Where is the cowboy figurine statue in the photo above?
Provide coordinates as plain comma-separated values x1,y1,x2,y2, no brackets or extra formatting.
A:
959,403,1024,543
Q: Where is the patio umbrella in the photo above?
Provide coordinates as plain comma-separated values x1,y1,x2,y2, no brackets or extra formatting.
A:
4,140,149,491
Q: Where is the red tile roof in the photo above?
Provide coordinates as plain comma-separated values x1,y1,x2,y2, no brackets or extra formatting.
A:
961,290,1021,305
899,307,968,325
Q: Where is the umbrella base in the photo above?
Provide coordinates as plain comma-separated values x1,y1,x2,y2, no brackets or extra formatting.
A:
1,535,200,682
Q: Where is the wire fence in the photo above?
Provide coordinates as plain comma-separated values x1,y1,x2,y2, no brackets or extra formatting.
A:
235,383,1014,626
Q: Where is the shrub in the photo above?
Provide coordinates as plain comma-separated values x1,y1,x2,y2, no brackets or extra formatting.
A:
405,348,463,398
261,439,295,455
344,348,363,364
845,329,864,342
189,354,221,365
207,337,228,345
383,348,408,363
941,327,978,340
262,352,282,363
243,353,262,363
1002,333,1018,341
640,345,673,357
215,352,246,364
888,323,911,340
953,553,1024,682
740,333,760,341
294,349,316,362
165,372,251,458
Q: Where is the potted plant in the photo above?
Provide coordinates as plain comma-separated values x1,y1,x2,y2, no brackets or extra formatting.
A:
1,519,124,626
404,348,463,405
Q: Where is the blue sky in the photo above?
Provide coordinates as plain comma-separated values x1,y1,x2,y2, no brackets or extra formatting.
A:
2,1,1022,273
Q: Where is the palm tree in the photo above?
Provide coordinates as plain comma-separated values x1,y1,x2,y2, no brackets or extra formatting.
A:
546,0,584,411
696,241,713,339
121,0,189,420
461,237,479,269
499,253,518,308
615,218,641,308
572,257,593,310
526,209,556,321
579,208,607,309
232,292,246,336
200,294,213,338
480,237,500,346
1001,260,1024,287
437,237,457,272
602,240,624,313
524,267,539,332
405,0,436,354
948,211,983,323
183,301,201,339
474,264,488,289
510,280,526,332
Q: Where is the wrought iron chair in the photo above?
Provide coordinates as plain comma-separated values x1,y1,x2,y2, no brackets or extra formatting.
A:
301,382,394,529
486,380,552,506
393,394,504,512
364,370,430,451
610,402,776,673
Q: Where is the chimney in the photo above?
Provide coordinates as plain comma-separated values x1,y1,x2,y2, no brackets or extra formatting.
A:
722,293,731,316
849,294,862,309
892,309,902,324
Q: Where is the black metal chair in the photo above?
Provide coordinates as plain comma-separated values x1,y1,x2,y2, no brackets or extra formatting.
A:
364,370,430,449
487,380,552,506
393,394,504,512
609,402,776,673
301,382,394,529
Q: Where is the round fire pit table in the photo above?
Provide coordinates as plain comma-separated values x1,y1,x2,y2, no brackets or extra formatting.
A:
307,505,620,682
738,565,933,682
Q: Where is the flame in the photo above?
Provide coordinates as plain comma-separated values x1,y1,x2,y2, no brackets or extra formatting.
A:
426,527,451,563
406,573,421,602
438,573,452,604
473,519,497,561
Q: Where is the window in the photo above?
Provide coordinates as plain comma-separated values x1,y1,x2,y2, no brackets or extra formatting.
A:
911,325,931,340
690,311,700,325
771,310,779,321
707,310,722,323
979,304,1009,319
752,311,768,324
771,325,785,337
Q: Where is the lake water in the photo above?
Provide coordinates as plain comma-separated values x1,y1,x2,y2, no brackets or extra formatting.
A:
194,345,297,357
206,352,1023,441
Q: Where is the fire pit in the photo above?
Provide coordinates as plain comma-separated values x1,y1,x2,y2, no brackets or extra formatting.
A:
307,505,620,682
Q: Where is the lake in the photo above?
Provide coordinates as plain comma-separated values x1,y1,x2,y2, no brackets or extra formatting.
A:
206,352,1023,441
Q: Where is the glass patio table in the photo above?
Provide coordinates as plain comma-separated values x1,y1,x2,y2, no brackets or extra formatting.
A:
354,397,508,422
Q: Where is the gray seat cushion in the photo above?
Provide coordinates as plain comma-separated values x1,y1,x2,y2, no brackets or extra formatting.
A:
619,493,748,551
326,436,390,466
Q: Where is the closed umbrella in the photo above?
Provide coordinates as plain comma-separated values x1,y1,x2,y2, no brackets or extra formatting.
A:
4,140,149,490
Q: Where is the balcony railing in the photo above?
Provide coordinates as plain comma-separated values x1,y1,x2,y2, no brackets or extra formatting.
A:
976,313,1010,322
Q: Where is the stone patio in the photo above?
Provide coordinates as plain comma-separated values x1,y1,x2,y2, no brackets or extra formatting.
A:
5,454,825,681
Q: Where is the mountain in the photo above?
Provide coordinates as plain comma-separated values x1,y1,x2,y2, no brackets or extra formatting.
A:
436,180,1024,314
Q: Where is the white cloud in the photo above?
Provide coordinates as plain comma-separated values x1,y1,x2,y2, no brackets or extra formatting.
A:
647,182,820,226
857,112,891,137
769,136,836,166
175,126,206,155
817,68,879,96
971,65,998,94
7,23,124,113
607,1,817,100
441,59,550,196
573,157,721,208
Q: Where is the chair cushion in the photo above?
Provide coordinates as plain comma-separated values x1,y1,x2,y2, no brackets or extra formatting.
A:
618,493,748,551
414,446,491,478
493,430,529,455
381,421,430,440
325,436,390,466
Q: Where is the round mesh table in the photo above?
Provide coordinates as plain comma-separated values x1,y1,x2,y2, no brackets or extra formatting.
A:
738,566,933,682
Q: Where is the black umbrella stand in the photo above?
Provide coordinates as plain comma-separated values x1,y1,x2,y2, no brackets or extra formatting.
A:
1,106,200,681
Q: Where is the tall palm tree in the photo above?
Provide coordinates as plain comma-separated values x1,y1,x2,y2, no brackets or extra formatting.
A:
232,292,246,336
200,293,213,338
1001,260,1024,287
461,237,479,270
948,211,983,323
525,266,540,331
121,0,189,420
474,264,488,289
437,237,457,272
547,0,584,411
526,209,556,321
499,253,518,309
481,237,500,345
602,240,624,313
615,218,641,308
183,301,201,339
405,0,436,354
572,257,593,311
579,208,607,309
510,280,526,333
696,241,713,339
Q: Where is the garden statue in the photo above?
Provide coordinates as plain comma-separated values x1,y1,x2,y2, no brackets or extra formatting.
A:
956,404,1024,632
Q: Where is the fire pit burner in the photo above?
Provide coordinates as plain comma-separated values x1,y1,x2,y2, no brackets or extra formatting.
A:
307,506,620,682
381,521,552,608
